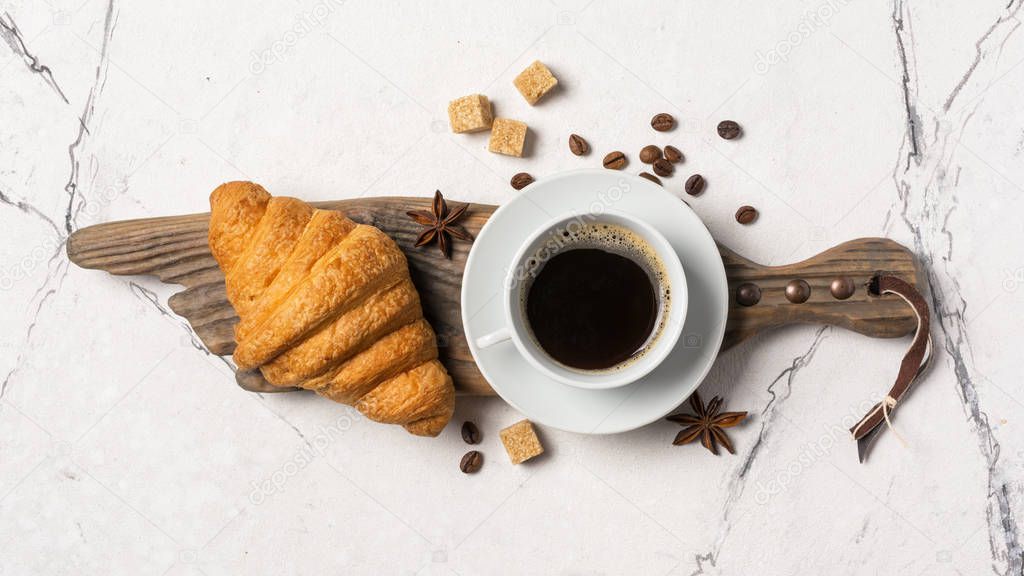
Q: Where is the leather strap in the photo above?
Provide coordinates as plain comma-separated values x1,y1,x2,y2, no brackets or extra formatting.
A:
849,274,932,463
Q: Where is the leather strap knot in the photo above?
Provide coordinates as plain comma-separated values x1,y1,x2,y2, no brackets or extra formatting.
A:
849,275,932,462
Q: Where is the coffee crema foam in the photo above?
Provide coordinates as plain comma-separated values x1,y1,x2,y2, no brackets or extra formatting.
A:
518,222,671,373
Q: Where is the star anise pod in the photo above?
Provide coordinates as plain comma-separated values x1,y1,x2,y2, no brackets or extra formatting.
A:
667,391,747,455
406,190,473,258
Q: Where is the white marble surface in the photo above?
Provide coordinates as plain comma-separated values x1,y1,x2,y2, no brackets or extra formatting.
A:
1,0,1023,574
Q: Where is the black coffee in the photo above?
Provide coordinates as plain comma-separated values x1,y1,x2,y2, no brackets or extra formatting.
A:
525,248,658,370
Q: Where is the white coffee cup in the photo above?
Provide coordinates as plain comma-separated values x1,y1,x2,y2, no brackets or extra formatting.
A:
475,209,687,390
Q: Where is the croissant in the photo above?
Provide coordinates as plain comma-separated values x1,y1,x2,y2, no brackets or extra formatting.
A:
208,181,455,436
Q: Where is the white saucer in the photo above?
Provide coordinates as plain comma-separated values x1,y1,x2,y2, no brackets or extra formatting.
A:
461,169,728,434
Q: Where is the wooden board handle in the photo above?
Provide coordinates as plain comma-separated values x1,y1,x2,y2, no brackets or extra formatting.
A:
66,198,926,396
720,238,927,350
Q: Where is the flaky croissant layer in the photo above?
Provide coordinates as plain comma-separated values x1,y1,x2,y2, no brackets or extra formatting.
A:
208,181,454,436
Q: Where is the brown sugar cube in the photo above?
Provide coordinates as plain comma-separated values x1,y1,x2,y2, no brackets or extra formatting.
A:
488,118,528,157
447,94,493,133
499,419,544,464
513,60,558,105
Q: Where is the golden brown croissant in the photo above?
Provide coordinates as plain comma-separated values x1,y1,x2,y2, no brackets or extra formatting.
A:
208,181,455,436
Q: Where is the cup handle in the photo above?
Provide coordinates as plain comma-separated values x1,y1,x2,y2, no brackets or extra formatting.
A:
475,327,511,349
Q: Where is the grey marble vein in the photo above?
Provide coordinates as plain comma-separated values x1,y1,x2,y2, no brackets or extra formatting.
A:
890,1,1024,572
892,1,922,165
738,326,831,479
64,0,117,234
254,396,314,450
0,263,68,401
0,187,63,237
1,4,119,403
126,281,232,372
691,327,831,575
943,6,1023,111
0,186,69,401
0,12,69,104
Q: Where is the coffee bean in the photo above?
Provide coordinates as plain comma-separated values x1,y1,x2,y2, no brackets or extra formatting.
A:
652,158,673,177
638,172,662,186
684,174,705,196
651,113,675,132
785,279,811,304
735,205,758,224
639,145,662,164
830,276,856,300
663,145,684,163
736,283,761,306
461,421,481,444
603,151,627,170
568,133,589,156
460,450,483,474
510,172,534,190
717,120,742,140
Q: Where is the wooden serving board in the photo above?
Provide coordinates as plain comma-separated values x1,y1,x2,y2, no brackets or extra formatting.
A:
67,197,927,396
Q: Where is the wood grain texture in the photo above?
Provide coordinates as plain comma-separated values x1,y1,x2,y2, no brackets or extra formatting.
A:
67,197,926,396
720,239,927,350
